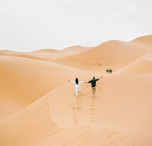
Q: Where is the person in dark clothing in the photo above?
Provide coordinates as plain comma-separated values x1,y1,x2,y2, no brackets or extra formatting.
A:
88,76,103,95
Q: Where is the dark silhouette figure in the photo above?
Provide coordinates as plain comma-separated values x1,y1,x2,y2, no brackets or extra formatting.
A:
88,76,103,95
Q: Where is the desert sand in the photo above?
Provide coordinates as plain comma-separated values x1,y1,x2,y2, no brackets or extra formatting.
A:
0,35,152,146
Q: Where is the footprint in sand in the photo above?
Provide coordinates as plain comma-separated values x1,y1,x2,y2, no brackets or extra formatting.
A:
109,140,117,144
107,131,118,138
70,95,83,126
71,102,78,126
90,96,96,125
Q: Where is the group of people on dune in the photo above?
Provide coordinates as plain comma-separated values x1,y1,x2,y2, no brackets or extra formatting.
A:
68,76,103,96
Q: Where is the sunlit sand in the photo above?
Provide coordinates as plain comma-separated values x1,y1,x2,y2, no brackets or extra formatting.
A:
0,35,152,146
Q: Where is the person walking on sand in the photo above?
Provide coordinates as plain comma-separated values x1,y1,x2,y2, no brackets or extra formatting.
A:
88,76,103,95
68,78,84,96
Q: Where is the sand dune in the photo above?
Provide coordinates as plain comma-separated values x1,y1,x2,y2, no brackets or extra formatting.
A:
130,35,152,50
48,74,152,129
35,45,91,54
49,74,152,145
0,45,91,61
0,56,95,119
0,50,16,56
29,46,92,60
0,95,90,146
63,45,92,53
0,74,152,146
55,39,149,72
0,35,152,146
115,52,152,75
35,48,61,53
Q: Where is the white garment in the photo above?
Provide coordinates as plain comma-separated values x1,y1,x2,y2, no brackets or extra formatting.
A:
71,80,84,95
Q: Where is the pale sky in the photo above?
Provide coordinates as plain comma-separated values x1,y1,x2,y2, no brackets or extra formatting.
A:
0,0,152,52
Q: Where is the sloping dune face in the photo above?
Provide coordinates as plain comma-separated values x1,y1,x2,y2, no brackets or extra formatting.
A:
0,46,92,61
0,96,90,146
0,75,152,146
0,35,152,146
48,75,152,145
117,54,152,74
0,56,93,119
130,35,152,50
31,46,92,60
55,40,149,71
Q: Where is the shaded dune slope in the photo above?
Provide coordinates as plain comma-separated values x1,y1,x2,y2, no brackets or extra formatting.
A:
0,56,94,119
0,45,92,61
0,96,89,146
55,40,149,71
117,55,152,74
130,35,152,50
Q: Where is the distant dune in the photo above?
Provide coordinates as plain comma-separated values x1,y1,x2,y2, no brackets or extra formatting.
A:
63,45,92,53
34,48,61,53
0,45,92,61
55,39,150,71
0,35,152,146
117,53,152,74
130,35,152,50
